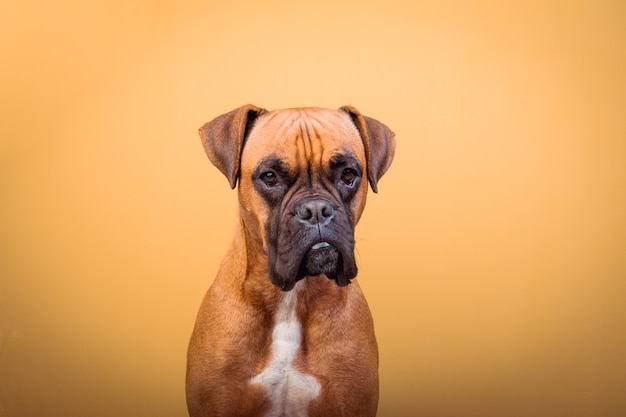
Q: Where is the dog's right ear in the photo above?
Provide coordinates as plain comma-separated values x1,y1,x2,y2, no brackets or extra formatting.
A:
199,105,267,189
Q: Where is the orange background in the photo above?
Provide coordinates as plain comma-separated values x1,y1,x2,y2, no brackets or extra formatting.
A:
1,1,625,416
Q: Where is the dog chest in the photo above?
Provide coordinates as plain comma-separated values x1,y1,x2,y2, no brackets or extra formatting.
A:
249,283,321,417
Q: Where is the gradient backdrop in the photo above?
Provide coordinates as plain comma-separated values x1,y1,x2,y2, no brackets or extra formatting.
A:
1,1,625,416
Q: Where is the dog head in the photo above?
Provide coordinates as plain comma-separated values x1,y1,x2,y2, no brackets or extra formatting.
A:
199,105,395,291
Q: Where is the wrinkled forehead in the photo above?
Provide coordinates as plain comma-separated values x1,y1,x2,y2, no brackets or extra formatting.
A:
241,108,365,170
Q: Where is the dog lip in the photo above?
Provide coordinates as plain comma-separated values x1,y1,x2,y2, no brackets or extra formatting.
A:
311,241,331,250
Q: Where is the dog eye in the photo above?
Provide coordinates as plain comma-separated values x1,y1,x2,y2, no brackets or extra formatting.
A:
340,168,358,186
260,171,279,187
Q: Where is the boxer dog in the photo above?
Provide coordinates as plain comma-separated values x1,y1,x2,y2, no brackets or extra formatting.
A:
187,105,395,417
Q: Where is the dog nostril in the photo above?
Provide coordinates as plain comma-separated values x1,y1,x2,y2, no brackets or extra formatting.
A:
298,206,313,220
321,204,333,218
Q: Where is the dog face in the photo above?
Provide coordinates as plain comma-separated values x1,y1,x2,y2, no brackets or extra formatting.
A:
199,105,395,291
239,108,367,290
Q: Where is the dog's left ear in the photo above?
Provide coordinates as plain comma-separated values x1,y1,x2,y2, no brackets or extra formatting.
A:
340,106,396,193
199,104,267,189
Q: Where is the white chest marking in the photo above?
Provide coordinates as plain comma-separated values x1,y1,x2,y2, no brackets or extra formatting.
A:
250,282,321,417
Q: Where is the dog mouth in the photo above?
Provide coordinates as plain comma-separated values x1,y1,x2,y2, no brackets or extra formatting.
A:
270,237,357,291
300,242,341,277
294,241,352,287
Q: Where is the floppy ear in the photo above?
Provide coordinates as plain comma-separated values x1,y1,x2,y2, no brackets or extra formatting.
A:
199,104,267,189
340,106,396,193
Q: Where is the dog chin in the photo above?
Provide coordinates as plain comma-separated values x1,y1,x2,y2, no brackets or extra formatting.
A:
300,242,341,277
298,242,356,288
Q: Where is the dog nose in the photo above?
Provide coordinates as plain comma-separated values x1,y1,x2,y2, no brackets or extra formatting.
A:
297,199,335,225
